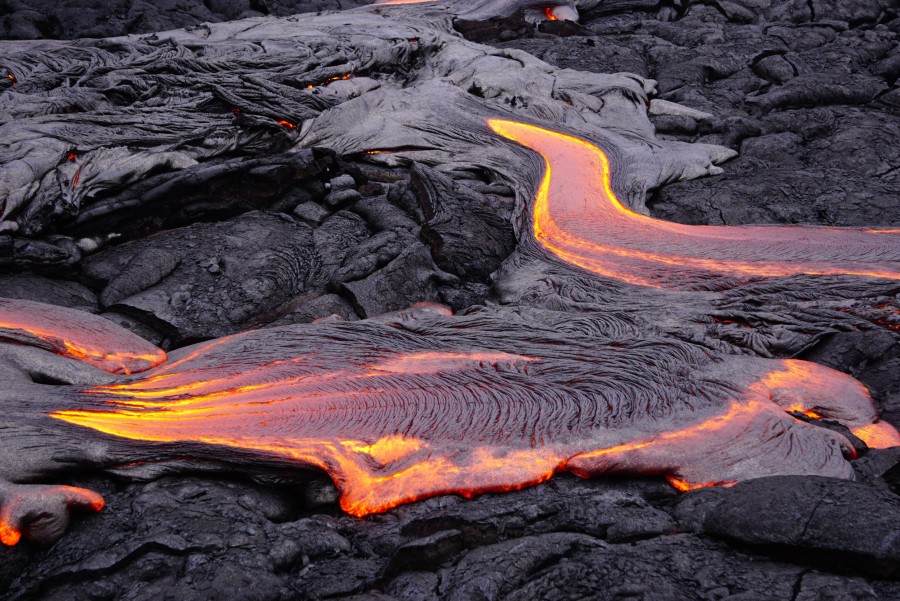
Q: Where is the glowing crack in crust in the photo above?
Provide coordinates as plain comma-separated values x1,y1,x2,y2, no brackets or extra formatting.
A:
487,120,900,288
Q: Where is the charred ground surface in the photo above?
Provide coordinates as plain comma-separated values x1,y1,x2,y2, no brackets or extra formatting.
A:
0,0,373,40
2,1,900,600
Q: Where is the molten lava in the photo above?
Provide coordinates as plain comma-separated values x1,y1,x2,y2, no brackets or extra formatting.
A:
4,119,900,536
42,311,896,519
0,484,104,546
487,120,900,288
309,74,353,89
0,299,166,374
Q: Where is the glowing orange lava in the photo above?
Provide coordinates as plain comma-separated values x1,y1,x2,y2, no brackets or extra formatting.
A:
0,485,104,547
544,6,559,20
0,522,20,546
305,74,352,91
0,299,165,374
487,120,900,288
665,476,734,493
45,314,895,518
852,422,900,449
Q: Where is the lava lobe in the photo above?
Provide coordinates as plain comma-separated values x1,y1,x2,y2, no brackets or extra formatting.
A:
21,305,890,519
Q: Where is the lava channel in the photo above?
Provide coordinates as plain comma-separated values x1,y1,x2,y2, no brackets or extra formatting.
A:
487,120,900,288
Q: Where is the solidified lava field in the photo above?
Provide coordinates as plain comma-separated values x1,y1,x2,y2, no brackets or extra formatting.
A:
2,1,900,600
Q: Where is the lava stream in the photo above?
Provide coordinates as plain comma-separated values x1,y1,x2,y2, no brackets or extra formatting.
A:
487,120,900,288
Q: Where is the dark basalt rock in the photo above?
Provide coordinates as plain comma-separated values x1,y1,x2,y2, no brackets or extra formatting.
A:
681,476,900,577
6,474,900,600
341,243,444,318
6,149,515,342
0,0,374,40
60,149,340,240
0,274,98,313
82,210,321,342
413,164,517,282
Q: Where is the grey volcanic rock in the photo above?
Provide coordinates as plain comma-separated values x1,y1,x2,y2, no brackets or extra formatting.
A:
82,210,321,342
0,273,98,313
0,0,374,40
4,474,900,600
414,164,517,281
681,476,900,576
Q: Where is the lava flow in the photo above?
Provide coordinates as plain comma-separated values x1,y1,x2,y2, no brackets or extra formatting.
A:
0,299,165,374
487,120,900,288
0,484,104,547
41,309,896,519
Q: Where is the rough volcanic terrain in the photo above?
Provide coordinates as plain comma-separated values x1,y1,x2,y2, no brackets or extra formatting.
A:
2,1,900,600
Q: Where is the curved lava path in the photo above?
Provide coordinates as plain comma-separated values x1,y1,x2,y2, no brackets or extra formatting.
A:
487,119,900,288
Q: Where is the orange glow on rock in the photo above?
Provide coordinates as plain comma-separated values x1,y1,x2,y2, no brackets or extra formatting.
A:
277,120,296,129
787,405,823,420
324,74,353,85
0,522,21,546
487,120,900,288
306,74,353,89
0,299,166,374
342,435,424,467
665,476,734,493
545,6,559,20
0,484,104,547
852,422,900,449
568,399,777,470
